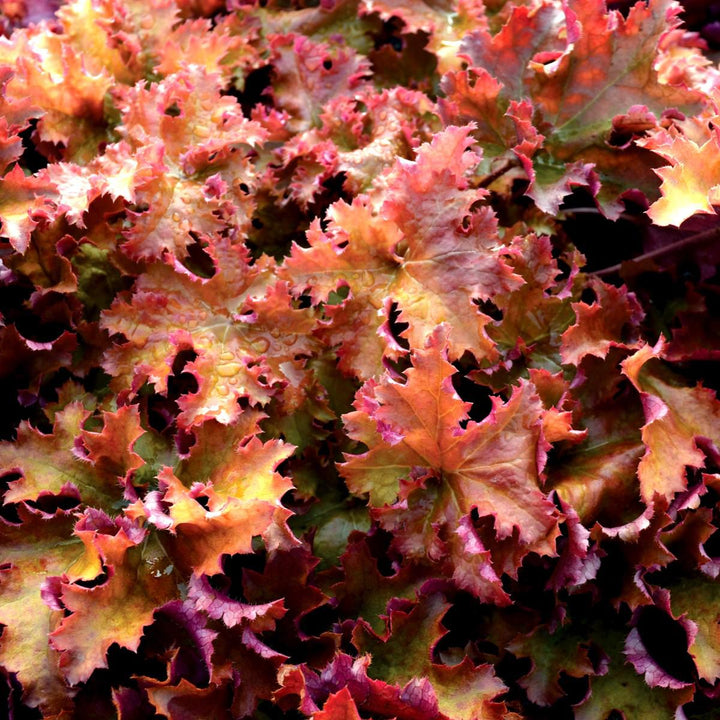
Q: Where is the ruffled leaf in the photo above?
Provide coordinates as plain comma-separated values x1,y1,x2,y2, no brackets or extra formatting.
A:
0,402,144,511
622,342,720,505
101,237,319,426
49,512,178,685
0,507,101,712
343,328,557,545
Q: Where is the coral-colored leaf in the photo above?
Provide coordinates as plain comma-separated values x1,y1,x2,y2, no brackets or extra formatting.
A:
530,0,699,148
175,409,262,473
0,117,23,174
101,237,318,426
560,279,644,365
155,15,259,83
485,233,578,373
144,466,292,576
50,512,177,685
283,126,521,377
56,0,137,83
0,402,143,510
0,164,58,253
343,328,557,544
639,126,720,226
0,26,113,159
118,68,262,165
80,404,145,482
269,33,372,134
313,687,362,720
0,507,101,712
176,419,295,509
270,86,436,207
445,0,702,214
145,678,234,720
0,65,37,130
44,142,141,228
622,342,720,504
113,67,266,261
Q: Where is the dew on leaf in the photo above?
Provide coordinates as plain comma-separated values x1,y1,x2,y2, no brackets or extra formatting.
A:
251,337,270,353
216,362,242,378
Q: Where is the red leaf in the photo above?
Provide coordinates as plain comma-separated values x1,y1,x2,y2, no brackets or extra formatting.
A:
560,279,644,365
313,687,362,720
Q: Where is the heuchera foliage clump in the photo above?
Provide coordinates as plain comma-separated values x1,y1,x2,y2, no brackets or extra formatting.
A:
1,0,720,717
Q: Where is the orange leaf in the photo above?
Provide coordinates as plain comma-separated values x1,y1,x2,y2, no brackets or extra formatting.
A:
145,433,296,574
313,688,362,720
622,342,720,505
283,126,521,378
50,514,177,685
560,279,644,365
343,327,557,545
0,508,102,712
101,237,319,426
0,402,143,510
0,164,58,253
269,33,372,134
639,126,720,226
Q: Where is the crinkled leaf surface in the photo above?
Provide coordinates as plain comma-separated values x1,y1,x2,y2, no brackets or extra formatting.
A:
0,402,143,511
442,0,702,213
343,328,557,544
0,0,719,717
268,33,372,134
622,342,720,504
639,125,720,226
147,466,293,576
101,237,318,426
282,126,521,378
113,67,267,262
0,508,101,712
354,593,507,720
50,513,177,685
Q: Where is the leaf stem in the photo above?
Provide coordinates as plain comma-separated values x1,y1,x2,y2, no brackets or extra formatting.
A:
477,159,519,189
562,207,644,224
592,225,720,277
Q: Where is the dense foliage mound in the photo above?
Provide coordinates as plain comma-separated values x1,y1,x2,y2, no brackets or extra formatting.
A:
1,0,720,718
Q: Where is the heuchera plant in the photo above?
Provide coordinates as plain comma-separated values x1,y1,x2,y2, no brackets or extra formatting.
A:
1,0,720,717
